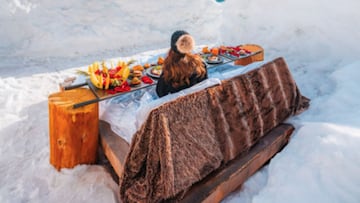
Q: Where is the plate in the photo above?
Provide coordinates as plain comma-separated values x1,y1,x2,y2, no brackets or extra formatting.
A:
146,65,162,78
205,55,224,64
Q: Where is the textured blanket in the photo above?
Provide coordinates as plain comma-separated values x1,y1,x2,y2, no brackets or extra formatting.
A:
119,57,310,202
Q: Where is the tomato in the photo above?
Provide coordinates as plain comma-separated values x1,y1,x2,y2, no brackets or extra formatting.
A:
114,81,131,92
233,46,241,52
141,76,153,84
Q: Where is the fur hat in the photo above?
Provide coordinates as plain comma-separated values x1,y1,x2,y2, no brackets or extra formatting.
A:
171,30,195,54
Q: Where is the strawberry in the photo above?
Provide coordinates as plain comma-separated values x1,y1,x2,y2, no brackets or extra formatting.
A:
141,76,153,84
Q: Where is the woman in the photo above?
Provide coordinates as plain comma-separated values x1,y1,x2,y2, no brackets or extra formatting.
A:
156,30,208,97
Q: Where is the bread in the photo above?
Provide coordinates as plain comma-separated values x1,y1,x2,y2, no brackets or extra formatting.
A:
131,76,141,85
133,70,142,77
133,65,144,71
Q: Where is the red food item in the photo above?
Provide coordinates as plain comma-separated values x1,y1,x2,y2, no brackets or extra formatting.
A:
114,81,131,92
233,46,241,52
106,89,117,94
141,76,153,84
109,69,117,78
106,81,131,94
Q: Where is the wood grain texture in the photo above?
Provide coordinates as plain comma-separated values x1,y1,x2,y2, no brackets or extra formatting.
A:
234,44,264,66
99,120,130,177
48,88,99,170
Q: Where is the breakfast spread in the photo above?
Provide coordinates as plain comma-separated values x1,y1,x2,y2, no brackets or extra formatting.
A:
74,45,260,99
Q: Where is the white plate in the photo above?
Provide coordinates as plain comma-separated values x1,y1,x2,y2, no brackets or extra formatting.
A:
205,55,224,64
146,65,162,78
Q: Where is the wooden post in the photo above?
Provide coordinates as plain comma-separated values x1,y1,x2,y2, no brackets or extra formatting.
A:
48,88,99,170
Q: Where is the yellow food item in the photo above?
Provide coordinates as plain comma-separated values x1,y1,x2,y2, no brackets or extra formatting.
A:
85,59,135,89
132,65,144,71
88,64,103,89
202,46,210,54
121,66,130,83
157,57,164,65
103,67,110,90
131,76,141,85
144,63,151,69
133,70,142,77
211,48,219,56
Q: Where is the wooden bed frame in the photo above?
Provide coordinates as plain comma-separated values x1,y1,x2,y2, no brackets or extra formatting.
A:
99,120,294,202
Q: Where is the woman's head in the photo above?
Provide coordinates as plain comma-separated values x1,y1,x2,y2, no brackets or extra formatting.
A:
162,30,206,87
170,30,195,55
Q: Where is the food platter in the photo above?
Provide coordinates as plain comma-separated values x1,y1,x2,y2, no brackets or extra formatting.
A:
205,55,224,64
219,45,252,60
146,65,162,78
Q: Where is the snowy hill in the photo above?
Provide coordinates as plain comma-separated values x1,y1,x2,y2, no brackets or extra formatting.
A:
1,0,360,202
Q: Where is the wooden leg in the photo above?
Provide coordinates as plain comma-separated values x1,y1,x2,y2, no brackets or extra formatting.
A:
99,120,130,178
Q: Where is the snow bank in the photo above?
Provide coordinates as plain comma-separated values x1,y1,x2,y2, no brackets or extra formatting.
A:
1,0,360,202
0,0,221,58
252,123,360,203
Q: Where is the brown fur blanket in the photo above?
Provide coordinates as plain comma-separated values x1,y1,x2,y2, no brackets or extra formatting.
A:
119,57,310,202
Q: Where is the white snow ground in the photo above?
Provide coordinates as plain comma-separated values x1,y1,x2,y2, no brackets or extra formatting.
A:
0,0,360,202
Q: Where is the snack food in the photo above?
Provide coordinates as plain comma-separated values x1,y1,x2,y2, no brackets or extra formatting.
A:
144,63,151,69
202,46,210,54
132,65,144,71
130,76,141,86
157,57,164,65
219,45,251,58
133,70,142,78
150,65,162,76
211,47,219,56
208,55,219,62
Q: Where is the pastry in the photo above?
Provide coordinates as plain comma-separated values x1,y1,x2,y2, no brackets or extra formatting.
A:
144,63,151,69
133,70,142,78
131,76,141,86
133,65,144,71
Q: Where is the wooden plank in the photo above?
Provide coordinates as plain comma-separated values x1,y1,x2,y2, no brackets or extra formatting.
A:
99,120,130,178
179,124,294,203
99,120,293,202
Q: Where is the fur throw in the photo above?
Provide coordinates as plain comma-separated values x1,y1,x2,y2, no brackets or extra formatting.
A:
175,34,194,54
119,57,310,202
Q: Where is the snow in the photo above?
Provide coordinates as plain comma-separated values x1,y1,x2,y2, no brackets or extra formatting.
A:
1,0,360,202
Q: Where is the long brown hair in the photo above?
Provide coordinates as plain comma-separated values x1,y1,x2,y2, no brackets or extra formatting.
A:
162,49,206,87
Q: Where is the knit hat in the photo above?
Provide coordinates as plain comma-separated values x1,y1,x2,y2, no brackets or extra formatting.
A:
170,30,195,54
